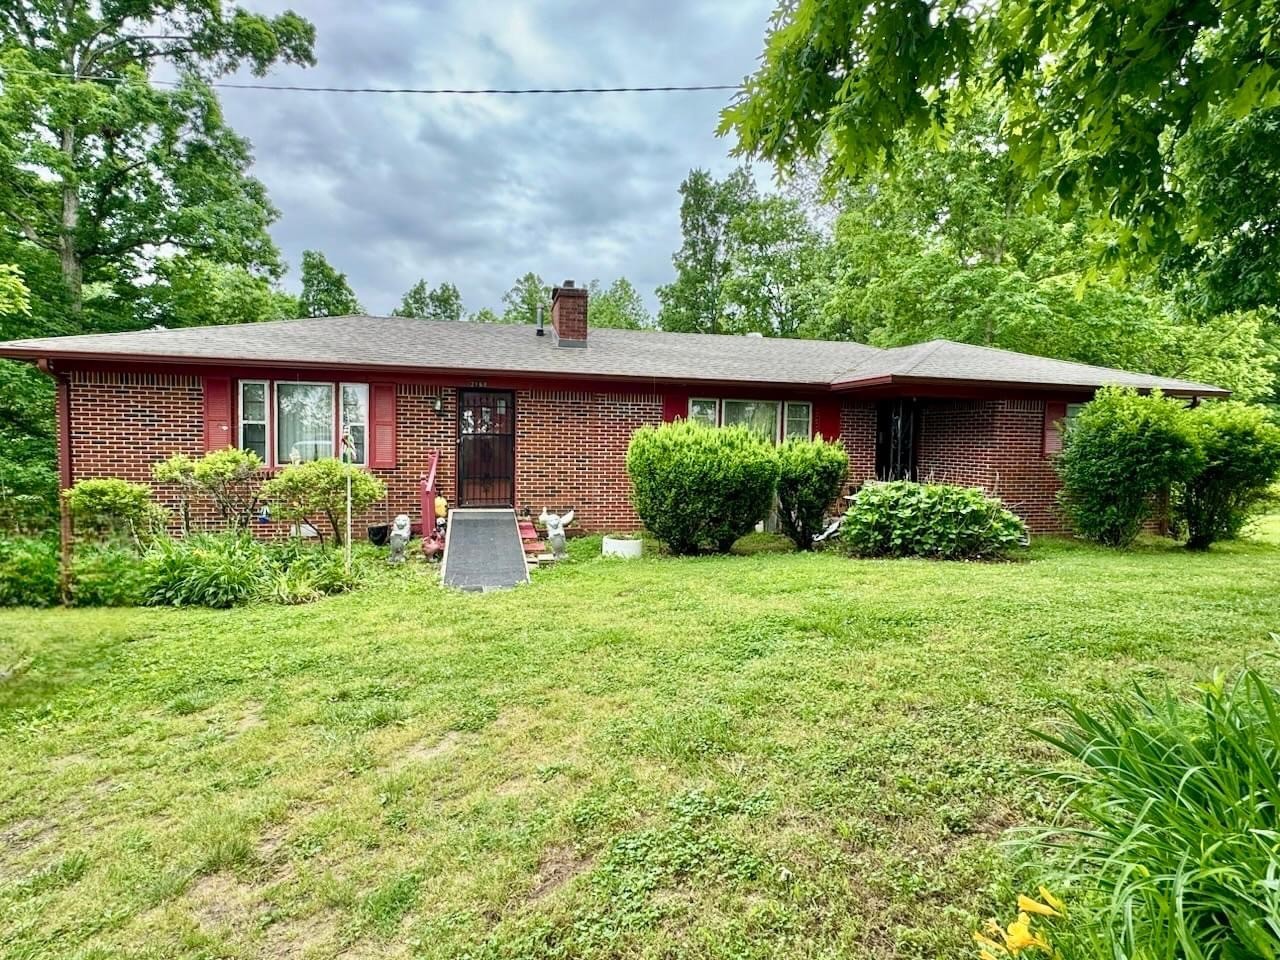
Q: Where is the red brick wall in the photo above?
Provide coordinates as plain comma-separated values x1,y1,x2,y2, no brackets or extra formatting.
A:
63,371,1073,539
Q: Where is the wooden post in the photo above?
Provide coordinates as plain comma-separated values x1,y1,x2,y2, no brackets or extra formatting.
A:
52,367,73,604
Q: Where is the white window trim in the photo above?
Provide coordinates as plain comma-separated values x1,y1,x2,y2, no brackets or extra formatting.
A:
688,397,720,426
722,398,783,443
784,400,813,440
340,382,369,465
238,379,270,460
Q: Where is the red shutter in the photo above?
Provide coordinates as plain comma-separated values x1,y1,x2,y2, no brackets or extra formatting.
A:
203,377,233,452
662,392,688,423
370,383,397,468
814,398,842,440
1043,400,1068,455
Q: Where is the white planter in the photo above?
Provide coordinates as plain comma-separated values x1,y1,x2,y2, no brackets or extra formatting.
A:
602,536,643,559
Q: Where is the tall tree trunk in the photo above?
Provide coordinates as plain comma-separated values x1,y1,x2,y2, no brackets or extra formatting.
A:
59,124,82,315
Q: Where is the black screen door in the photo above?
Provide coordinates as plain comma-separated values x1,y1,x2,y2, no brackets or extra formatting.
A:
458,390,516,507
876,398,921,481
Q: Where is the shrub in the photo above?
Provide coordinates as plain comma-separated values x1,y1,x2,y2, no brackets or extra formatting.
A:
70,545,147,607
1028,661,1280,960
0,536,59,607
64,477,166,549
153,449,264,533
260,459,386,547
1056,387,1203,546
142,534,269,608
840,481,1027,560
626,421,779,554
1178,403,1280,550
776,436,848,550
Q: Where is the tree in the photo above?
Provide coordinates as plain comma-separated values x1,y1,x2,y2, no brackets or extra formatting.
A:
298,250,361,318
587,277,652,330
0,264,29,317
0,3,314,316
469,308,501,324
260,459,385,547
1179,404,1280,550
657,167,756,334
722,0,1280,275
501,272,549,325
392,279,464,322
721,195,827,337
149,257,298,327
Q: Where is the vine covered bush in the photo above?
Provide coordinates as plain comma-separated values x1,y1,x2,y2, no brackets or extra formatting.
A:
776,436,848,550
841,481,1027,560
1056,387,1203,546
626,420,779,554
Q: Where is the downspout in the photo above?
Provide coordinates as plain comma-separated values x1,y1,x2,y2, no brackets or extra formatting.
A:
38,359,73,602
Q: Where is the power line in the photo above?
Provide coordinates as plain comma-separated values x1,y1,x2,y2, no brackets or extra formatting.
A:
0,67,740,95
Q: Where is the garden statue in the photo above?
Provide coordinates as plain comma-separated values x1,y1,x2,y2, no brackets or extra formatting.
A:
539,508,574,559
388,513,412,564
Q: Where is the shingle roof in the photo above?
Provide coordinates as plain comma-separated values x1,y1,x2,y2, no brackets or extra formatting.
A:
0,315,1228,396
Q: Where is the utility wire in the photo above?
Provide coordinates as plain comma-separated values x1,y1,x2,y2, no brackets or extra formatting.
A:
0,67,740,95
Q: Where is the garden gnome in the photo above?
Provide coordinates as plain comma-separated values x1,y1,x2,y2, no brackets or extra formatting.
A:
539,508,574,559
388,513,412,564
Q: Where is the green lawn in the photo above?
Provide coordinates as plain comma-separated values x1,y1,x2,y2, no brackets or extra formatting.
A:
2,530,1279,960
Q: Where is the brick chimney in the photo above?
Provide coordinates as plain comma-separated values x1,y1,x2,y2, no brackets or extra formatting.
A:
550,280,588,346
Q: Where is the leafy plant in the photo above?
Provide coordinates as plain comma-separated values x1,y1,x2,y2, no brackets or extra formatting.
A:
841,481,1026,560
142,534,269,608
1056,387,1204,547
1027,659,1280,960
626,420,779,555
64,477,167,550
1178,403,1280,550
775,436,848,550
0,535,59,607
260,459,386,547
153,448,264,533
70,545,147,607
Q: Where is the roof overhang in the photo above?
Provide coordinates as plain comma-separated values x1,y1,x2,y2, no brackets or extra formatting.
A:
830,373,1231,400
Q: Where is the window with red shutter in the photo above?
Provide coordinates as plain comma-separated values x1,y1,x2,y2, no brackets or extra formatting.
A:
1043,400,1069,455
203,377,233,452
369,383,397,468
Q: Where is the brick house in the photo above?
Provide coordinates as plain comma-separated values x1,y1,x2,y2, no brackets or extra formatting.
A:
0,281,1226,540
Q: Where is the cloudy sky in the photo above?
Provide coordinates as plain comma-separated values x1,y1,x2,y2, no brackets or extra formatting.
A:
217,1,776,316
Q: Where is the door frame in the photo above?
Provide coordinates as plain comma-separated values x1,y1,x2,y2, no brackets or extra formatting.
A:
456,388,517,507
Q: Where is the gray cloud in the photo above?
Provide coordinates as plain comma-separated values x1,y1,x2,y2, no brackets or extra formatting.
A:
220,1,774,315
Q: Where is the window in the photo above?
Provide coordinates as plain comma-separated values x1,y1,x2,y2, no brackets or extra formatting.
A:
239,380,268,461
275,382,335,464
723,399,780,442
689,398,719,426
341,383,368,464
784,401,812,439
1065,402,1086,423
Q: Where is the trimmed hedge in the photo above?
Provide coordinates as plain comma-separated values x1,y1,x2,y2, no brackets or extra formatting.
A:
626,420,780,554
776,436,849,550
841,481,1027,560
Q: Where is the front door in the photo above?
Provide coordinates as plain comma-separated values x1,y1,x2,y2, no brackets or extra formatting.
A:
875,398,921,481
458,389,516,507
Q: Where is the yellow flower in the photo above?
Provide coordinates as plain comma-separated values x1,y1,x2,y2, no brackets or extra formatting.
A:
1038,886,1066,915
973,931,1005,953
980,952,1001,960
1004,913,1052,954
1018,893,1062,918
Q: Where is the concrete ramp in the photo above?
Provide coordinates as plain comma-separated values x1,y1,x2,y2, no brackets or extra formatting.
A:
441,509,529,591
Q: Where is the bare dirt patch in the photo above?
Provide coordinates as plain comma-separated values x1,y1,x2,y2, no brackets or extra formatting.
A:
528,844,591,902
185,872,261,934
232,701,265,735
383,730,463,772
260,909,340,957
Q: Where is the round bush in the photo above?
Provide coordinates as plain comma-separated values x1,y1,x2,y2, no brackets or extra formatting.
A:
776,436,849,550
1056,387,1204,547
626,420,780,554
0,536,59,607
1179,403,1280,550
840,481,1027,560
70,545,147,607
64,477,167,546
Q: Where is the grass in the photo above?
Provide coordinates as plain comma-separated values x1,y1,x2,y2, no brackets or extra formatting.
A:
1,527,1279,959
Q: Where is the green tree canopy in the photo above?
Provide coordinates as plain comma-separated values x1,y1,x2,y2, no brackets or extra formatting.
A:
298,250,361,318
722,0,1280,276
587,277,652,330
392,279,464,322
501,272,549,325
0,2,314,318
